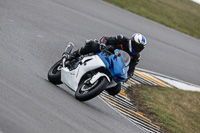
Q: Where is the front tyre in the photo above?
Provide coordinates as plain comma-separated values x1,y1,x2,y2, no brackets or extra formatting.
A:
48,60,62,85
75,77,109,101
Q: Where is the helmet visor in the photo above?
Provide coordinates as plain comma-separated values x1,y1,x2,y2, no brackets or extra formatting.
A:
131,40,144,53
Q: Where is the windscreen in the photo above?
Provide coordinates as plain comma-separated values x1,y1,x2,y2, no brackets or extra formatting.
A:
120,50,130,67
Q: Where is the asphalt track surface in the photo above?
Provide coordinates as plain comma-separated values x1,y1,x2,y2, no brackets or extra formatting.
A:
0,0,199,133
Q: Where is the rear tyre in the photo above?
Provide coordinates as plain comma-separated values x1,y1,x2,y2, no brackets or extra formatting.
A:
48,60,62,85
75,77,109,101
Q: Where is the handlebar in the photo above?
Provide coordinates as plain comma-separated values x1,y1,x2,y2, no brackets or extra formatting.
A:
100,43,113,56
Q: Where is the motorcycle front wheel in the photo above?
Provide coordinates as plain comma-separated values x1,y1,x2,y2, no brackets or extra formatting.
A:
47,60,62,85
75,77,109,101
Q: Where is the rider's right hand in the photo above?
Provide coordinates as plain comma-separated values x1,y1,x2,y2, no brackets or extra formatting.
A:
99,43,106,51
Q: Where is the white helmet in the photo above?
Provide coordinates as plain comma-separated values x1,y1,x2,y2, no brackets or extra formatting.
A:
129,33,147,55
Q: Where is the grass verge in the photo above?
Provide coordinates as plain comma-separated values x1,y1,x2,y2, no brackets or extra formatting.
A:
104,0,200,39
125,85,200,133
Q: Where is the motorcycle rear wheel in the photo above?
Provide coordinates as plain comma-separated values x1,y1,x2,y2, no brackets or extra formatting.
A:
47,60,62,85
75,77,109,101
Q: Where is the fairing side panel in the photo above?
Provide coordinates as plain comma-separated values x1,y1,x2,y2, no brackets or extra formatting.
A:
61,55,106,91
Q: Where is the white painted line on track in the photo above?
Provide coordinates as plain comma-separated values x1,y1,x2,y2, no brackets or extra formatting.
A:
192,0,200,4
136,68,200,88
154,75,200,92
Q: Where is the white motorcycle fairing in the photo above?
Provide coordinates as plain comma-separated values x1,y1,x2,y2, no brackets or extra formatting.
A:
61,55,111,91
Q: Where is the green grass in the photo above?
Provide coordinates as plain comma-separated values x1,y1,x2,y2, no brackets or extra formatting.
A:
104,0,200,39
125,85,200,133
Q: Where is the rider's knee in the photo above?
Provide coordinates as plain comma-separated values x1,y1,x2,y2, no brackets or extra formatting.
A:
106,83,121,96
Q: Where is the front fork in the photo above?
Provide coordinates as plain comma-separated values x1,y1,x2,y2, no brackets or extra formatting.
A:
62,57,67,68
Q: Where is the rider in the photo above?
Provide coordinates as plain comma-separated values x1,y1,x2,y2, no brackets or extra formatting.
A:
64,33,147,96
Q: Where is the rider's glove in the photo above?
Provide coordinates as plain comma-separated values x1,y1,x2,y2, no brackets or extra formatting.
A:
99,43,106,51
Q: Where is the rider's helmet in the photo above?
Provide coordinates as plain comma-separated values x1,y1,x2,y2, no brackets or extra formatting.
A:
129,33,147,55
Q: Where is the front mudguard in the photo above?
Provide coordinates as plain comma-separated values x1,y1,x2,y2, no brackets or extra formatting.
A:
90,72,110,84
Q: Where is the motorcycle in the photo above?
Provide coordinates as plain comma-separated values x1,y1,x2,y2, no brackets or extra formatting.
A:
47,42,130,101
